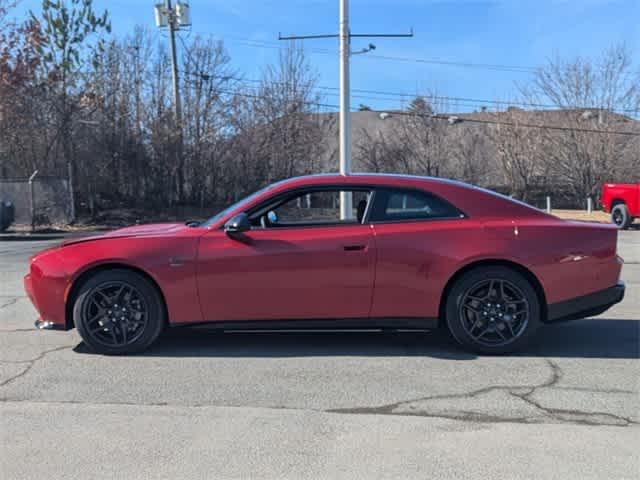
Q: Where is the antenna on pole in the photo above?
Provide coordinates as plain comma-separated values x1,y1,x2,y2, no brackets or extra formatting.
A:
278,0,413,220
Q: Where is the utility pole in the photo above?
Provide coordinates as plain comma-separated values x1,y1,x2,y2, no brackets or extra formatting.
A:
279,0,412,219
165,0,182,130
155,0,190,127
155,1,191,201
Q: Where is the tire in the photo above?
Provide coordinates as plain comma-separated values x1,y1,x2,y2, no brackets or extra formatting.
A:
445,266,541,355
73,269,166,354
611,204,631,230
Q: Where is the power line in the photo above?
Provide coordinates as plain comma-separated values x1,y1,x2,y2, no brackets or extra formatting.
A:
184,77,488,110
225,91,339,112
363,53,534,73
177,33,638,116
387,109,640,137
179,69,639,117
190,31,538,74
180,80,640,137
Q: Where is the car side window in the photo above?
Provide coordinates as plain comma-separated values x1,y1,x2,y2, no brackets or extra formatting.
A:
250,189,372,228
369,188,463,223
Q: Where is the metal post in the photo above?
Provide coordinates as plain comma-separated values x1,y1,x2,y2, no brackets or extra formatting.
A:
587,197,593,214
546,196,551,214
67,161,76,223
339,0,353,220
28,170,39,232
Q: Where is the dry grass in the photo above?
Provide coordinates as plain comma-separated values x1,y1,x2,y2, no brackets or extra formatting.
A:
550,209,612,223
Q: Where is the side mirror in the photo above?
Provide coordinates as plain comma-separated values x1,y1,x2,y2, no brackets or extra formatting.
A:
224,213,251,237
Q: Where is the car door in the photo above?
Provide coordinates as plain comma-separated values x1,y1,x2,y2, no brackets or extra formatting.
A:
196,188,376,322
368,187,468,320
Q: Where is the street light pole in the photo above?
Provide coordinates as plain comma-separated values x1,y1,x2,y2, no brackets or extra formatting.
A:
338,0,353,219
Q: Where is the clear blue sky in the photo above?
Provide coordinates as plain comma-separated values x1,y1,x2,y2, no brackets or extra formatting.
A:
11,0,640,112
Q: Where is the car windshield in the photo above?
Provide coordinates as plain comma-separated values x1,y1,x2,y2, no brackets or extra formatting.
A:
200,183,278,228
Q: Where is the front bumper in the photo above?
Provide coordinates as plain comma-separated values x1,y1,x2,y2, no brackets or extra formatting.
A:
547,282,625,322
34,319,67,330
24,273,70,331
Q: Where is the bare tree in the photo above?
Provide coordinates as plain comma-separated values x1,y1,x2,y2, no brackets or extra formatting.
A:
30,0,111,190
396,95,450,177
487,109,549,202
181,35,236,206
449,123,493,186
527,44,639,113
520,44,640,200
0,1,43,177
354,95,454,178
356,128,409,173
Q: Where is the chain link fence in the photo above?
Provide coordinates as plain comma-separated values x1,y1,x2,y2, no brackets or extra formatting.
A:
0,177,72,227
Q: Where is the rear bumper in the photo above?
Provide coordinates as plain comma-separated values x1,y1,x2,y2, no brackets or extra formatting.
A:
547,282,625,322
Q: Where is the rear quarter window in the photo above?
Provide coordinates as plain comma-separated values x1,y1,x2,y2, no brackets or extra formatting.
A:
369,188,465,222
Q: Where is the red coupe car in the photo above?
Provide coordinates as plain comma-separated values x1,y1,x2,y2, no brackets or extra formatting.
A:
25,174,625,354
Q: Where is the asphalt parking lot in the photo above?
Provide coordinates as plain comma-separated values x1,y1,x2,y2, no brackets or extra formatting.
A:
1,233,639,479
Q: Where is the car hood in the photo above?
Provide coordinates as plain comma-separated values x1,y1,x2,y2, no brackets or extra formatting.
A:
60,223,189,247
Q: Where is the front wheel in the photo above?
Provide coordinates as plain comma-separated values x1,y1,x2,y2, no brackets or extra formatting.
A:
611,204,631,229
445,267,541,355
73,269,166,354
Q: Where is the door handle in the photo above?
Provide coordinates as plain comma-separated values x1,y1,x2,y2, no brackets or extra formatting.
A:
343,244,366,251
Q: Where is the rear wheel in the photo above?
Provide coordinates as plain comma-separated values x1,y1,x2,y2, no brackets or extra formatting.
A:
445,267,541,354
73,269,165,354
611,203,631,229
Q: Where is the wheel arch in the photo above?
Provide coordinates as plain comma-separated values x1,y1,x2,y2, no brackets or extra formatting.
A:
64,262,168,330
611,198,626,208
438,259,548,326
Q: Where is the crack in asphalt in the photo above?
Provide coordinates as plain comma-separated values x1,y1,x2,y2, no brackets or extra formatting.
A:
552,386,637,394
0,339,637,428
0,357,637,427
0,346,73,388
327,360,639,427
0,297,19,309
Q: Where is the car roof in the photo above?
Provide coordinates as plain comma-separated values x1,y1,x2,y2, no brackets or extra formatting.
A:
273,173,473,191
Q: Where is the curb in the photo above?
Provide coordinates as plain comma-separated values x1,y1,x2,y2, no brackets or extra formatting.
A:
0,232,101,241
0,234,71,241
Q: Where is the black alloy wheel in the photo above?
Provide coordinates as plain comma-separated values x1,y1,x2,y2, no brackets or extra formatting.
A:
74,269,165,354
445,266,541,354
458,278,529,347
81,281,149,348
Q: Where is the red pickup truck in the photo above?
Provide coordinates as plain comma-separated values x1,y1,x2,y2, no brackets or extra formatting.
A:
601,183,639,229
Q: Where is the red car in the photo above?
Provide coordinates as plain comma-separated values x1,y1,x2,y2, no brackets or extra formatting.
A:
25,174,625,355
601,183,639,229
